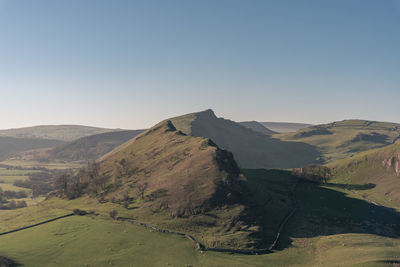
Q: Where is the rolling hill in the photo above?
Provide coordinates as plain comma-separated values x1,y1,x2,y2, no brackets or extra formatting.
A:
169,109,321,169
0,136,62,160
0,125,122,142
10,130,145,163
260,122,313,133
276,119,400,163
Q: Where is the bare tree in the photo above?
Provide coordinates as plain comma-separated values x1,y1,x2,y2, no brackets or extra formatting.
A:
137,182,148,200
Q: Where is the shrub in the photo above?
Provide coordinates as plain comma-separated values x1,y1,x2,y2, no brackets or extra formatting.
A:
109,210,118,220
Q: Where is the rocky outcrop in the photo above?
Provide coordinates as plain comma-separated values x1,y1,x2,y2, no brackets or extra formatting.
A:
382,153,400,176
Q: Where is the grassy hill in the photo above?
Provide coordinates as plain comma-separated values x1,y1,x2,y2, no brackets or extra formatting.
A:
169,109,321,169
239,121,276,135
95,120,297,249
9,130,145,163
260,122,313,133
325,141,400,211
0,125,122,142
0,136,62,160
276,119,400,163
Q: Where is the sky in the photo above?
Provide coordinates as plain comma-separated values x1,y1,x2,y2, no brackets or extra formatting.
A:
0,0,399,129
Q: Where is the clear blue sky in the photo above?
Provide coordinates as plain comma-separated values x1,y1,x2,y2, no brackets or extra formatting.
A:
0,0,399,129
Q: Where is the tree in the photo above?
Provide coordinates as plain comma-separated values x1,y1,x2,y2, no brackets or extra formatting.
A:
137,182,148,200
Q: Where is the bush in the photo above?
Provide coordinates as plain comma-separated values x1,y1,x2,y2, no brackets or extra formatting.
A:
73,209,88,216
109,210,118,220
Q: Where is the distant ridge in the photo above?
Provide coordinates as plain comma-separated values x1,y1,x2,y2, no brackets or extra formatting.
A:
239,121,276,135
0,136,62,159
260,122,313,133
0,125,122,142
12,130,145,162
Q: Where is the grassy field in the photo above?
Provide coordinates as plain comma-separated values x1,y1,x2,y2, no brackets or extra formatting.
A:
0,183,400,266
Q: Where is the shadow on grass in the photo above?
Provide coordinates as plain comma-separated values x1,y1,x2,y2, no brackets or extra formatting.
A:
324,182,376,190
0,255,21,267
275,178,400,250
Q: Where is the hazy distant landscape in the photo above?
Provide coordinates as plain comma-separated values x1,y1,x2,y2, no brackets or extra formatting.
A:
1,0,399,266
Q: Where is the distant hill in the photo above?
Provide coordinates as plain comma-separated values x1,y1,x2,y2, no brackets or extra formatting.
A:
0,125,122,142
13,130,145,162
169,109,321,169
239,121,276,135
0,136,62,160
260,122,313,133
278,119,400,163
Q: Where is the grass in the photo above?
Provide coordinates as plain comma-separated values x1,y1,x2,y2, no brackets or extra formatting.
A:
1,185,400,266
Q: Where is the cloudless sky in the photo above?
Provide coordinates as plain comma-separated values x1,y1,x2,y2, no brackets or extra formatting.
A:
0,0,399,129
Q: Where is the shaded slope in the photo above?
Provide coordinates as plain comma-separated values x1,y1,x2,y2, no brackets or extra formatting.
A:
170,109,321,169
260,122,313,133
239,121,277,135
0,136,62,160
277,119,400,163
0,125,122,142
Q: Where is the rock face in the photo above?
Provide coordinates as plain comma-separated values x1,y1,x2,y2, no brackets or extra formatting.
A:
99,120,245,217
382,153,400,176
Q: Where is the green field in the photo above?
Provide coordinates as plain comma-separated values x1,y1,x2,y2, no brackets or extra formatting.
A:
1,169,400,266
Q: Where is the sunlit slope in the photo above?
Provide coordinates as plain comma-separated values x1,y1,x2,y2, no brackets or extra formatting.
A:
169,109,321,169
326,142,400,210
277,119,400,163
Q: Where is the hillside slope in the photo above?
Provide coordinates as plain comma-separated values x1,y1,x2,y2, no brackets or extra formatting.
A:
0,137,62,160
49,130,145,162
92,120,294,249
277,119,400,163
327,141,400,210
260,122,313,133
10,130,145,163
0,125,122,142
169,109,321,169
239,121,276,135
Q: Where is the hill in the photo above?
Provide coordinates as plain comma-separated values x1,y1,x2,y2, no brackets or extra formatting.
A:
0,136,62,160
55,120,298,250
0,125,122,142
326,141,400,210
9,130,145,163
277,119,400,163
169,109,321,169
239,121,276,135
260,122,313,133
